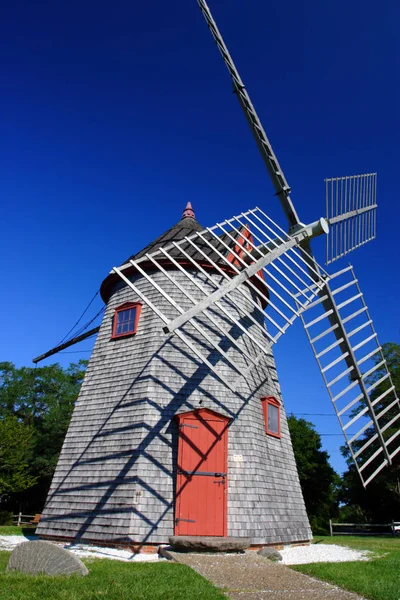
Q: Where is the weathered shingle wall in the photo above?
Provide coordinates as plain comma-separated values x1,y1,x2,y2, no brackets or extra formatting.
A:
38,268,311,545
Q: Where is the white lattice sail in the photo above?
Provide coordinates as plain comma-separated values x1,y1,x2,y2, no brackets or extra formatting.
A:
301,265,400,486
325,173,377,264
113,206,328,391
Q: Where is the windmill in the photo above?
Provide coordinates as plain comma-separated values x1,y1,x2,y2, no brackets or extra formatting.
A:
35,1,400,550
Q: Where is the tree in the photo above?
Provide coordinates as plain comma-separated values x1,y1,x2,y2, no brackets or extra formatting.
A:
0,416,37,501
0,360,87,512
339,342,400,522
288,415,340,534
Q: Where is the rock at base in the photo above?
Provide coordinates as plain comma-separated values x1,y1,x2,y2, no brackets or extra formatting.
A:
169,536,251,553
257,547,282,561
6,541,89,576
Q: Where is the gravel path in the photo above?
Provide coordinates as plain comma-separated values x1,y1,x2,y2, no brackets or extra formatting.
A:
163,550,367,600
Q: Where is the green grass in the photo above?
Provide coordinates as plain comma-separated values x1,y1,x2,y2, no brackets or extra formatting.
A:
291,536,400,600
0,526,37,536
0,550,226,600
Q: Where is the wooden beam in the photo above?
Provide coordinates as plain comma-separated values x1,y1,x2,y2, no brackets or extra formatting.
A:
32,327,100,364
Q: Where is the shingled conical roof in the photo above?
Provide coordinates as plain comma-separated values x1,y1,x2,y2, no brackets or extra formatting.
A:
121,201,243,269
125,202,204,263
100,202,253,302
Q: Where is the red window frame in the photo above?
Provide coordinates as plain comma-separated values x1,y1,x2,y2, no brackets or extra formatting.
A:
227,225,254,266
261,396,281,438
227,225,266,282
111,302,142,339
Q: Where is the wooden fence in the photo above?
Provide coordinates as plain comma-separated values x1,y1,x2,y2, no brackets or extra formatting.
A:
329,519,400,536
12,513,37,526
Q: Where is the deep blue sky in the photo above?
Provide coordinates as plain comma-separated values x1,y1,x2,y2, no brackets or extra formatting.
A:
1,0,399,473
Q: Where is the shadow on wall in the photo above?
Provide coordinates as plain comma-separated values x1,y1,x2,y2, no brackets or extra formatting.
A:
40,307,279,547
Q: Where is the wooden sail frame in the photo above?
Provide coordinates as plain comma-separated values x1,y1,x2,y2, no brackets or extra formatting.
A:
113,206,329,391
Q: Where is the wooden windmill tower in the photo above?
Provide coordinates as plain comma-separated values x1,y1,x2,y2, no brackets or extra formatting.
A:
36,0,400,550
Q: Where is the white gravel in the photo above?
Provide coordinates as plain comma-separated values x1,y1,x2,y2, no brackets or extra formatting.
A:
63,542,161,562
0,535,35,552
0,535,161,562
280,543,373,565
0,535,373,565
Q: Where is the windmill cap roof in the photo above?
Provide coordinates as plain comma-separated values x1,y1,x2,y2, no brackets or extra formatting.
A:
124,203,203,263
100,203,202,301
100,202,269,305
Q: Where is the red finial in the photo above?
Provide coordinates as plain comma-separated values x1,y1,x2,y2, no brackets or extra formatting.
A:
181,202,195,220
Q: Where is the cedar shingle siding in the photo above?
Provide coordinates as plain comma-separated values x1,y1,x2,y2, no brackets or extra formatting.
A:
38,215,312,546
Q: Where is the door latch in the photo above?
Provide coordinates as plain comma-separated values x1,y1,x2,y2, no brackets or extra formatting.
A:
175,518,196,524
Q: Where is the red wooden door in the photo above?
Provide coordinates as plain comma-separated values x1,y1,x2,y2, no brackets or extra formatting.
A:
175,409,229,536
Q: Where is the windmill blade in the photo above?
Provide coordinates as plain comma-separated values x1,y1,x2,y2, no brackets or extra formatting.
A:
196,1,393,485
196,0,301,229
113,207,329,391
301,265,400,487
195,0,330,288
325,173,377,264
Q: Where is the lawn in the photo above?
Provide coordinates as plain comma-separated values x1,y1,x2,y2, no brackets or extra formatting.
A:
292,536,400,600
0,550,226,600
0,526,36,536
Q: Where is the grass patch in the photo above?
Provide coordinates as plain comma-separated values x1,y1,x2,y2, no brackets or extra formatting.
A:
0,526,36,536
312,534,399,553
0,550,226,600
292,536,400,600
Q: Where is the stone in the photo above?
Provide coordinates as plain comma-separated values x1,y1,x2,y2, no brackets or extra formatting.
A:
257,546,283,561
6,541,89,576
168,536,251,553
158,546,177,560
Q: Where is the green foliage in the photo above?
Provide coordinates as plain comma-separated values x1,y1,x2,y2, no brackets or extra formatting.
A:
0,513,14,527
293,536,400,600
339,464,400,523
339,342,400,523
288,415,339,534
0,361,87,512
0,553,226,600
336,502,369,524
376,343,400,392
364,343,400,456
0,417,37,500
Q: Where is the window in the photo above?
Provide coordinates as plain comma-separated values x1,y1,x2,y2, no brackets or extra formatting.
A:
227,225,265,282
112,302,142,339
261,396,281,438
227,226,254,267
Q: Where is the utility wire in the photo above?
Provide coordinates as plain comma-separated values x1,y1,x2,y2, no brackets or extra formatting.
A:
290,413,336,417
70,306,105,340
59,349,93,354
289,413,360,436
58,291,101,345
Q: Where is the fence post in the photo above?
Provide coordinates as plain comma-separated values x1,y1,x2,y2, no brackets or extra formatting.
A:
17,512,22,527
329,518,333,536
